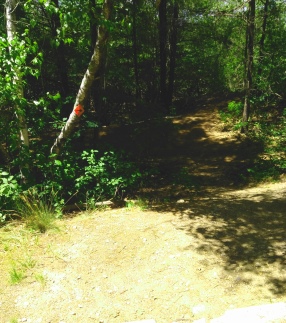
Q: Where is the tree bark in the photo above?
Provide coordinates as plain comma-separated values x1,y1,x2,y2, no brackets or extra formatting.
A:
5,0,29,148
50,0,113,156
50,0,70,118
89,0,102,123
159,0,168,111
167,1,178,107
242,0,255,133
257,0,269,76
132,0,140,100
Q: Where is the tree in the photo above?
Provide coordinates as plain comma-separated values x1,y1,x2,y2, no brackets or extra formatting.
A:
50,0,70,118
4,0,32,180
167,1,179,107
257,0,269,77
242,0,255,133
132,0,140,100
158,0,168,110
5,0,29,149
50,0,113,156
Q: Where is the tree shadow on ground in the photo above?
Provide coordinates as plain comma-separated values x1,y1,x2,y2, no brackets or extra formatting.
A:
97,104,286,297
152,187,286,297
97,107,264,197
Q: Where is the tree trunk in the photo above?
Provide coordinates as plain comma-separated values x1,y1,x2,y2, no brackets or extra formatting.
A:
167,1,178,108
5,0,29,148
159,0,168,111
132,0,140,100
242,0,255,133
89,0,102,120
50,0,113,156
89,0,105,141
50,0,70,118
257,0,269,76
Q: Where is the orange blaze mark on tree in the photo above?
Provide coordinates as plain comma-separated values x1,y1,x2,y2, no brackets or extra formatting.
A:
74,104,84,117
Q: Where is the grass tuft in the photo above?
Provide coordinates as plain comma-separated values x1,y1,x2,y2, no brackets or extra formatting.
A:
34,273,46,286
17,189,59,233
9,267,24,284
125,198,149,211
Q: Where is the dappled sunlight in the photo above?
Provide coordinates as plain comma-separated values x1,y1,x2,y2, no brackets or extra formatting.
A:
153,181,286,298
1,101,285,322
129,104,286,303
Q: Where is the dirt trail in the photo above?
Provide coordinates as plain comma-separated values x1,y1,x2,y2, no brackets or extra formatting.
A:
1,101,286,323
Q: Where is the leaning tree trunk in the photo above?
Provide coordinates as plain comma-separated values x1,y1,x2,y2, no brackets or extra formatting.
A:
242,0,255,133
5,0,29,148
50,0,113,156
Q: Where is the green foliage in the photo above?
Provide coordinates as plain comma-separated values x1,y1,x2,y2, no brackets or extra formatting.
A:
247,158,281,183
0,171,21,223
2,0,286,228
75,150,142,201
0,31,42,172
219,101,244,130
34,149,77,204
9,318,19,323
0,34,42,106
125,199,148,211
9,267,24,284
251,110,286,176
227,101,244,117
34,273,46,286
0,146,144,226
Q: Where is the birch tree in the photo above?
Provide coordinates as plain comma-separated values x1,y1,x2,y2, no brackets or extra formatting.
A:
5,0,29,149
50,0,113,156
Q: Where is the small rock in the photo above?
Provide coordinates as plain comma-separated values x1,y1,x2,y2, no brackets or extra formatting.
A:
192,304,206,315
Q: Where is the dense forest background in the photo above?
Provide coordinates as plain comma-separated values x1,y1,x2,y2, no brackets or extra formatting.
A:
1,0,286,225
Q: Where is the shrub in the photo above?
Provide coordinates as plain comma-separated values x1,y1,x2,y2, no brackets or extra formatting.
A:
219,100,244,130
0,170,21,223
75,149,142,201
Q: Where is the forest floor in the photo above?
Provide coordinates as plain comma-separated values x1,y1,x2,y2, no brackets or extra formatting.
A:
1,98,286,323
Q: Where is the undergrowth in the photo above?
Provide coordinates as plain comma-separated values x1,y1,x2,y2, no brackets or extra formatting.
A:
17,189,60,233
0,148,145,228
220,100,286,182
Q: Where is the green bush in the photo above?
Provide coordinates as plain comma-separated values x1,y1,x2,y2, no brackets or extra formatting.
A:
220,100,244,129
247,158,280,182
75,149,142,202
0,170,21,223
0,147,144,225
